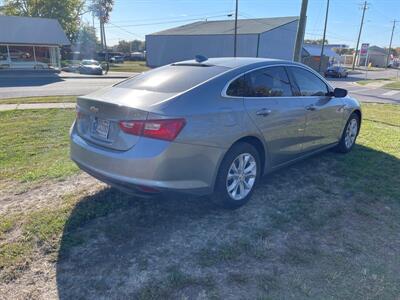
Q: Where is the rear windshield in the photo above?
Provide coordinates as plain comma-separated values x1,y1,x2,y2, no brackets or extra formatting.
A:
117,65,229,93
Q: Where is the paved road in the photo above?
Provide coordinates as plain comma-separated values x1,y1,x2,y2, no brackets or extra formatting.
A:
327,69,400,104
0,77,125,99
1,68,399,104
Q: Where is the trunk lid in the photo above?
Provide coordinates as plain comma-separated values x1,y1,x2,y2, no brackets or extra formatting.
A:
76,87,178,151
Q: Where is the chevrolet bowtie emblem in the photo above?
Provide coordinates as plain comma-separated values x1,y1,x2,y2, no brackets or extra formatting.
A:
90,106,99,113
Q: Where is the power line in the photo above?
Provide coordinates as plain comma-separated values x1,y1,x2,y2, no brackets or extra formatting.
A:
107,21,143,39
108,11,233,24
104,13,233,28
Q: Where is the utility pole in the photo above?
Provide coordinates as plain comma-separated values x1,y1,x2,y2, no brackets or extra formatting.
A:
318,0,330,73
352,1,368,70
386,20,398,68
293,0,308,62
233,0,239,57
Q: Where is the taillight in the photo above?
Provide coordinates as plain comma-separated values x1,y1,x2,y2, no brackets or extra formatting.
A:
76,107,84,119
119,120,144,136
119,118,186,141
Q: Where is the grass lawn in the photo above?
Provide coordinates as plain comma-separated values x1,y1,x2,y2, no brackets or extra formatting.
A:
0,96,77,105
109,61,149,73
355,78,393,86
0,104,399,298
0,108,78,183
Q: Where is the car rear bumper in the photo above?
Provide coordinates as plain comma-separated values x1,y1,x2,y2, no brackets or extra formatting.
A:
70,123,225,196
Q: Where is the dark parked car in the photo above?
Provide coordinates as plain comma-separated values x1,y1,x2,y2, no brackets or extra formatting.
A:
324,66,348,78
110,56,124,63
78,60,103,75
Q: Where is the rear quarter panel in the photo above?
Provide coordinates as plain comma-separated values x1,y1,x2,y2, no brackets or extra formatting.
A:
160,71,264,150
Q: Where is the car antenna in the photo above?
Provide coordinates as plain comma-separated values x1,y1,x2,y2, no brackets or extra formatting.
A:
195,55,208,63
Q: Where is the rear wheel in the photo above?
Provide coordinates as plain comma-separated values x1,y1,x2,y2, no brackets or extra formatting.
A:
335,112,360,153
212,142,261,209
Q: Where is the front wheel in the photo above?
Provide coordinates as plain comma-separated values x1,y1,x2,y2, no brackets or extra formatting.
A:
335,112,360,153
212,142,261,209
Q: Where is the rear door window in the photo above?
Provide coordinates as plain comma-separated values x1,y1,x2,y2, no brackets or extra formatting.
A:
117,65,229,93
288,66,329,96
245,66,293,97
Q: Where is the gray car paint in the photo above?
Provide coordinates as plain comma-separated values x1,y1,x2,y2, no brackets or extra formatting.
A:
70,57,361,195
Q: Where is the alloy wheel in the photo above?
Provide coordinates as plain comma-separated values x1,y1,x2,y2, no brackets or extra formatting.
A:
345,118,358,149
226,153,257,201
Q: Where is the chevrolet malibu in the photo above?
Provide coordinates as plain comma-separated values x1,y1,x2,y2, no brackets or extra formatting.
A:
70,57,361,209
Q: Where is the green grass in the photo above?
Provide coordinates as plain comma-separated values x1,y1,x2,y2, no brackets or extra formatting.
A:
355,78,393,86
0,104,399,296
0,96,77,105
383,81,400,90
137,266,216,299
334,104,400,200
109,61,149,73
0,109,78,182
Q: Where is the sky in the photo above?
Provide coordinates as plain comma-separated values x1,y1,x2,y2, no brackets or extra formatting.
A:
81,0,400,48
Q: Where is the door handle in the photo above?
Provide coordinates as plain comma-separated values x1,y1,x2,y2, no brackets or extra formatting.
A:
256,108,272,116
305,104,317,111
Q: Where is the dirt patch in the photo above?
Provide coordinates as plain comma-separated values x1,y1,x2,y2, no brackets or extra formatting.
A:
1,154,399,299
0,173,104,215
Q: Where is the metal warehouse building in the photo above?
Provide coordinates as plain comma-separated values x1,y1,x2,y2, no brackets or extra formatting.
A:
146,16,299,67
0,15,70,70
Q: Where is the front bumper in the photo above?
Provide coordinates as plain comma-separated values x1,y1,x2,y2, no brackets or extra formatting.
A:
70,124,225,196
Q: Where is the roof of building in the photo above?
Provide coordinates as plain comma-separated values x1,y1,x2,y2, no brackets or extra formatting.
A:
303,44,339,58
148,16,299,36
0,15,70,45
367,45,387,55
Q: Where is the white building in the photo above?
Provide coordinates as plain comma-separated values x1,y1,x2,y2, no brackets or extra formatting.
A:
146,16,299,67
0,15,70,70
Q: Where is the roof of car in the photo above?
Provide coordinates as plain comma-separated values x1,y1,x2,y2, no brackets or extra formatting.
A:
175,57,299,69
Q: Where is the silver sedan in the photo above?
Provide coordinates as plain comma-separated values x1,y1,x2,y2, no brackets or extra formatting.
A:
70,57,361,208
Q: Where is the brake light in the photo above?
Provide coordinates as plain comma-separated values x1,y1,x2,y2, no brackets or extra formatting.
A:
119,118,186,141
119,120,144,136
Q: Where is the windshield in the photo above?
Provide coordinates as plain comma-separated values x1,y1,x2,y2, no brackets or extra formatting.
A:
117,65,229,93
82,60,99,66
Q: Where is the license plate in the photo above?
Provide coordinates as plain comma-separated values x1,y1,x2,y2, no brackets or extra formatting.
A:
92,118,110,139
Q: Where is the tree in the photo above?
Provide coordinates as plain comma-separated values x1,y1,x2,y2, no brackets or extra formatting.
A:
304,39,329,45
131,40,145,52
115,40,145,53
1,0,85,43
333,48,354,55
116,40,130,53
90,0,114,50
73,24,100,58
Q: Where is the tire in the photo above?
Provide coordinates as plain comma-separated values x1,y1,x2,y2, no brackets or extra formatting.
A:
335,112,360,153
212,142,261,209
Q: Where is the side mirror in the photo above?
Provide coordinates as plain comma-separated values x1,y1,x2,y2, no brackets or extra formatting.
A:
333,88,348,98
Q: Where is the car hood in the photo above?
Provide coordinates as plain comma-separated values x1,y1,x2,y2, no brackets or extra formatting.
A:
79,86,179,113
